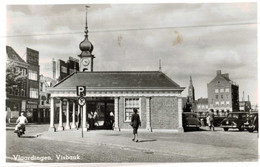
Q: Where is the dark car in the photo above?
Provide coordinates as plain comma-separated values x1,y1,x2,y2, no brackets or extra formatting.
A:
182,112,201,131
244,113,258,133
220,112,248,131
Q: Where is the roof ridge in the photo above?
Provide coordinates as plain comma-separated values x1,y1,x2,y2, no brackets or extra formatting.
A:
76,71,160,73
6,45,27,63
53,72,76,87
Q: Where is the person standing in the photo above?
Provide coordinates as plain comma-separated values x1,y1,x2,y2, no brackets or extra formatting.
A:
207,109,215,131
109,111,114,129
131,108,141,142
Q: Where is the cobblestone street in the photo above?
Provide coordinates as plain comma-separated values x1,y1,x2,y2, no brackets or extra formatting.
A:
6,124,259,163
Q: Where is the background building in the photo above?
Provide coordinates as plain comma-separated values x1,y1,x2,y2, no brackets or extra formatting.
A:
39,75,57,123
207,70,239,116
52,57,79,81
26,48,40,122
195,98,208,117
239,92,251,112
6,46,29,122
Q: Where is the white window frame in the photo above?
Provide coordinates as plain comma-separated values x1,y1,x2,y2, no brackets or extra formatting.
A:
124,98,141,122
225,88,229,93
29,88,38,99
215,89,219,93
28,70,38,81
215,101,219,106
220,88,224,93
226,101,230,105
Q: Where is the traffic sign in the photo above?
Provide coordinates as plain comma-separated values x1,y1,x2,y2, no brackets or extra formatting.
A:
77,86,86,96
78,97,86,106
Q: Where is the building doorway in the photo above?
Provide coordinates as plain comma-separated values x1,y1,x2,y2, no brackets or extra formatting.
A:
86,97,114,130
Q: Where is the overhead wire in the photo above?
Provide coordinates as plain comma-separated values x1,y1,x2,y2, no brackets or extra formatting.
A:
2,21,258,38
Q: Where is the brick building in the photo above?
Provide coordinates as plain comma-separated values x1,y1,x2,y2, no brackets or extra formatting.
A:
207,70,239,116
47,8,185,132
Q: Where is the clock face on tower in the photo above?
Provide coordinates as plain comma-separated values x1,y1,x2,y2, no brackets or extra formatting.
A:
81,58,90,66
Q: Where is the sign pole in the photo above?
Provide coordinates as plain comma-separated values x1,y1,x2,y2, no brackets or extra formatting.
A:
81,106,83,138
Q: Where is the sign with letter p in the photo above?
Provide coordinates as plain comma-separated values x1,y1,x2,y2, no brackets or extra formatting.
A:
76,86,86,96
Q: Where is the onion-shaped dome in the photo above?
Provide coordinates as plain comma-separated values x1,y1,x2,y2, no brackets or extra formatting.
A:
79,36,94,57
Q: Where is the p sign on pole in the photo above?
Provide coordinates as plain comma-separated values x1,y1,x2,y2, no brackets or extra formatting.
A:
76,86,86,97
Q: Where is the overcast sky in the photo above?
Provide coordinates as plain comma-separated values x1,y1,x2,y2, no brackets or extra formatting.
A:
6,3,257,104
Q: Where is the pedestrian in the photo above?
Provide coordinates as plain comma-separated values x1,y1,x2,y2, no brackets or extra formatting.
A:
77,110,81,130
207,109,215,131
89,111,94,129
109,111,114,129
93,110,99,127
130,108,141,142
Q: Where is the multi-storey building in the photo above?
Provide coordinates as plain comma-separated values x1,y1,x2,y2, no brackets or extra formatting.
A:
38,75,57,123
195,98,208,117
6,46,29,122
52,57,79,81
26,48,40,122
207,70,239,116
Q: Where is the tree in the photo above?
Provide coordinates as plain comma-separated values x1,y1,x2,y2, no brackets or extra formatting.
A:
6,61,27,93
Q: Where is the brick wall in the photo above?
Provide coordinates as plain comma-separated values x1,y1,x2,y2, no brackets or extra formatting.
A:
118,96,179,130
150,97,178,129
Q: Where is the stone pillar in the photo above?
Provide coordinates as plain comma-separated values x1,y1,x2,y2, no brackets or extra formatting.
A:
146,97,152,132
65,100,71,130
178,97,184,132
114,97,120,131
57,99,64,131
82,103,88,131
71,101,76,129
49,97,56,132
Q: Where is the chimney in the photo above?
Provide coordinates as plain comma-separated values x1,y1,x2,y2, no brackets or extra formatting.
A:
242,91,245,101
216,70,221,75
223,73,229,79
248,95,250,102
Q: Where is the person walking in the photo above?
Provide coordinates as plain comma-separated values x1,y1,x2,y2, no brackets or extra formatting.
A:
131,108,141,142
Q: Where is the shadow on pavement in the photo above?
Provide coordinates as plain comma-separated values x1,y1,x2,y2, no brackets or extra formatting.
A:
138,139,157,143
19,135,37,138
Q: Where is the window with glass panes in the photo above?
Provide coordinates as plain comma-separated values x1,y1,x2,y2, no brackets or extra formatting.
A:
124,98,140,122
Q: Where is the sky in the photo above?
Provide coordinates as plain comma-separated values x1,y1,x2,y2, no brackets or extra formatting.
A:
5,3,258,104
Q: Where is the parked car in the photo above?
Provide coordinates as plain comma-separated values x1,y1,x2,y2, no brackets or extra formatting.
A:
182,112,201,131
220,112,248,131
244,113,258,133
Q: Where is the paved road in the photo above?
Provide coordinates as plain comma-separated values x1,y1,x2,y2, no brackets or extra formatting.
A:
6,124,259,163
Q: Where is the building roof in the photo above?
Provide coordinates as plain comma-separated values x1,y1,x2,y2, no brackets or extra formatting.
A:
208,72,237,86
53,71,184,90
196,98,208,104
6,46,27,64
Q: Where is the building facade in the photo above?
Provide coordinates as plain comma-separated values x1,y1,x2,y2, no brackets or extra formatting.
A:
48,71,185,132
195,98,209,117
39,75,57,123
26,48,40,122
207,70,239,116
52,57,79,81
6,46,29,122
